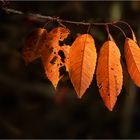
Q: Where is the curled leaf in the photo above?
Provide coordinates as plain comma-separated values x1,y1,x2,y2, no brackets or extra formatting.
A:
22,28,47,64
69,34,97,98
124,38,140,87
96,41,123,111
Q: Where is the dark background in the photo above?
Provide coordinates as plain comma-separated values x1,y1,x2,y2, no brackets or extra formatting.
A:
0,1,140,138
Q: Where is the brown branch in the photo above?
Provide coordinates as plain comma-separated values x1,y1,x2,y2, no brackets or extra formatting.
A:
2,7,114,26
2,7,134,39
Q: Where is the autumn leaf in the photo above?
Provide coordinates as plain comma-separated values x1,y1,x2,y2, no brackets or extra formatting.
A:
22,28,48,64
69,34,97,98
41,47,62,89
96,41,123,111
124,38,140,87
41,27,70,89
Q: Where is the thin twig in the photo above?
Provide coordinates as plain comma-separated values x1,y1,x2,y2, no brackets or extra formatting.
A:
110,24,127,38
2,7,134,39
115,20,133,32
2,7,112,26
116,20,137,41
3,7,24,15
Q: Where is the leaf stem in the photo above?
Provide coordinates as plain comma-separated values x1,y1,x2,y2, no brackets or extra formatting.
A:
115,20,137,41
109,24,127,38
115,20,133,33
105,24,110,40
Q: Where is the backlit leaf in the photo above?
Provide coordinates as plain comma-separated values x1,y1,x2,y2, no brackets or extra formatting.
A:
124,38,140,87
41,27,70,88
69,34,97,98
96,41,123,111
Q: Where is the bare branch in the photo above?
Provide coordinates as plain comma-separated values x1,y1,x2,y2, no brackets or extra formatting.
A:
2,7,113,26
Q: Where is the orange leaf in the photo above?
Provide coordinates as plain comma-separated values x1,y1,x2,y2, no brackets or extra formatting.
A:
41,48,62,89
96,41,123,111
124,38,140,87
41,27,70,89
69,34,97,98
22,28,47,64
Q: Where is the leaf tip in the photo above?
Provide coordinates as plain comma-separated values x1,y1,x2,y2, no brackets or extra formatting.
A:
107,106,114,112
77,94,83,99
105,101,116,111
52,81,59,90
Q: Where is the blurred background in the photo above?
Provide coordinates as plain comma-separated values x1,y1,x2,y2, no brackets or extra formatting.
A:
0,1,140,138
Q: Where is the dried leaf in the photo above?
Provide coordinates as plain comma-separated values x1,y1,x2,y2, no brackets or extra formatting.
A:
96,41,123,111
41,48,62,89
22,28,47,64
124,38,140,87
69,34,97,98
41,27,70,88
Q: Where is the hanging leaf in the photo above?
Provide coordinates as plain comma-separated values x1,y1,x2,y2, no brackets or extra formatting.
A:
41,47,62,89
124,38,140,87
96,41,123,111
69,34,97,98
22,28,48,64
41,27,70,89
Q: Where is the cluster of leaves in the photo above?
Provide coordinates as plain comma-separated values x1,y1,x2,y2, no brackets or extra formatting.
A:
22,26,140,111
